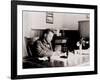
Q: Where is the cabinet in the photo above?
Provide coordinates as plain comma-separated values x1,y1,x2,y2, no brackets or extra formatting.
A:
52,30,80,53
78,20,90,49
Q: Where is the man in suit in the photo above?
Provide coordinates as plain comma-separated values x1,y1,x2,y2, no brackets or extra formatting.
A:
31,29,55,67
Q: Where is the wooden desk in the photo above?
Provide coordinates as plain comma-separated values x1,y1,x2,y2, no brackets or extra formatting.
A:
50,54,68,67
50,49,90,67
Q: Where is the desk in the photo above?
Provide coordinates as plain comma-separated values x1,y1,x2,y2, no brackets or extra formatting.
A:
50,49,90,67
50,54,68,67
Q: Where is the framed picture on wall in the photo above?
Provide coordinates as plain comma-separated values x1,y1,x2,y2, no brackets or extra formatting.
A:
11,0,97,79
46,12,53,24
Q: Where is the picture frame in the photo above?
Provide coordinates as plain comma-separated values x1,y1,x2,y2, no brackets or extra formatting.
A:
11,0,97,79
46,11,53,24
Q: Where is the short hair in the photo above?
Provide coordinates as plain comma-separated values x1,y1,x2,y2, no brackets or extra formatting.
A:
40,29,54,40
43,29,55,35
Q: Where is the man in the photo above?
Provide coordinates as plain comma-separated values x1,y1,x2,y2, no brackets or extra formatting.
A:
31,29,54,67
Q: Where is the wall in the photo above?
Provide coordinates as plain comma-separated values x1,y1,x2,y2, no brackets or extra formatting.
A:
23,11,88,37
23,11,65,37
63,13,89,30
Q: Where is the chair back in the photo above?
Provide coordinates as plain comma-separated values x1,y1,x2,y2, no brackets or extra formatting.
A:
24,37,33,57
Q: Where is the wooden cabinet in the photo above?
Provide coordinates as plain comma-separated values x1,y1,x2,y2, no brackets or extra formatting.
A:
52,30,80,52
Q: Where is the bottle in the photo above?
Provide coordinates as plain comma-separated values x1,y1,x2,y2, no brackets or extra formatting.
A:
79,43,82,55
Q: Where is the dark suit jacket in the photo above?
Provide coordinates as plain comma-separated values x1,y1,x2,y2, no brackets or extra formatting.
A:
32,39,53,57
30,39,53,67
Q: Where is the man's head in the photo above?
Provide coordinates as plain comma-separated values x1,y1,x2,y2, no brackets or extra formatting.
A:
42,29,54,43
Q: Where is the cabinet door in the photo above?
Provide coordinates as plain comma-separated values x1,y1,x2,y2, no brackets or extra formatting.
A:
79,21,89,38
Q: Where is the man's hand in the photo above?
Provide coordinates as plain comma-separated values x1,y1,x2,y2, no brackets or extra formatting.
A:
52,51,61,57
